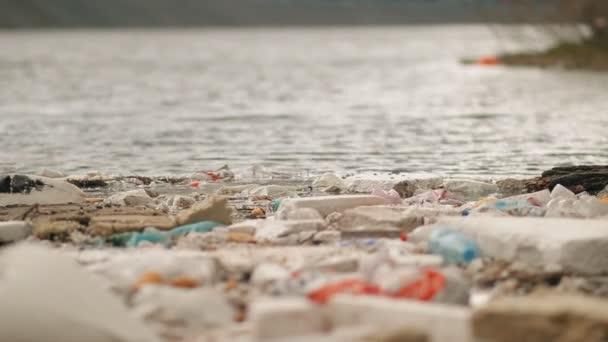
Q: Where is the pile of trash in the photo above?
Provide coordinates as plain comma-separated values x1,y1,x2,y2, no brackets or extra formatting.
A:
0,165,608,341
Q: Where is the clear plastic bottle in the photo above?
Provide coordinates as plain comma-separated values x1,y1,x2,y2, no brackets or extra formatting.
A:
428,228,480,264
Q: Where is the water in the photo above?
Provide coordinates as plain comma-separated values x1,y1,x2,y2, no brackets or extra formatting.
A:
1,26,607,177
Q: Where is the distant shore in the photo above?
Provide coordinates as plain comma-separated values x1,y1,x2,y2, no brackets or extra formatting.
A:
500,38,608,71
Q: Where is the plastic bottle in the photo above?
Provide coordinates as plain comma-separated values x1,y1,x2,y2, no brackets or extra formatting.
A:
428,228,480,264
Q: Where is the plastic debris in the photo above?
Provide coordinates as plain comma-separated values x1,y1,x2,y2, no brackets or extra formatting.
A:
0,174,85,206
250,207,266,218
371,189,402,205
104,221,224,247
428,228,480,264
169,221,224,237
0,221,33,243
308,279,381,304
0,244,161,342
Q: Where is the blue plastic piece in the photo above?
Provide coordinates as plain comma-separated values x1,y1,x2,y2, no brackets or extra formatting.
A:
126,227,172,248
169,221,223,237
103,221,224,248
428,228,480,264
272,198,284,212
489,199,533,211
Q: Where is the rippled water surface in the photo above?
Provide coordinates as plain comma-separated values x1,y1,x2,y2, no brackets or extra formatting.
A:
1,26,607,177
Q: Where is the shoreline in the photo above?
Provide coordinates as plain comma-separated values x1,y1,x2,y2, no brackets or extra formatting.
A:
500,38,608,71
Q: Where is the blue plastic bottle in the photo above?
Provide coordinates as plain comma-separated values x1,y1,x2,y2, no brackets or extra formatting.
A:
428,228,480,264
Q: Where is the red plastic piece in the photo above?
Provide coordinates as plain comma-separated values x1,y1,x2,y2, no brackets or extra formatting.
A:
207,172,222,181
400,232,408,241
190,181,201,188
391,269,446,301
308,279,381,304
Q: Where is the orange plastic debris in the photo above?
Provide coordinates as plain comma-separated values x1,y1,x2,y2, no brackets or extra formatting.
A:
170,277,200,289
133,272,163,290
391,269,446,301
190,181,201,188
308,279,381,304
227,232,256,244
251,207,266,218
476,56,500,66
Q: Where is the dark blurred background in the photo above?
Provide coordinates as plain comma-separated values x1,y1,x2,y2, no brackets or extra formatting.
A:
0,0,571,28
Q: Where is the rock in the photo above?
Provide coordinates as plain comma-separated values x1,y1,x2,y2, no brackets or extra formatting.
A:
436,216,608,274
496,178,527,197
313,230,341,244
67,171,110,188
286,207,323,220
526,165,608,195
442,179,498,201
0,174,85,206
333,206,424,233
175,195,232,226
276,195,386,220
105,189,153,207
37,168,66,178
132,286,233,339
0,244,160,342
472,294,608,342
329,295,472,342
0,221,32,243
250,297,328,341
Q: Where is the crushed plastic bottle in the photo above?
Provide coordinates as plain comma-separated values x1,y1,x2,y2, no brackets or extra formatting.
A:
428,228,480,264
475,198,545,217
